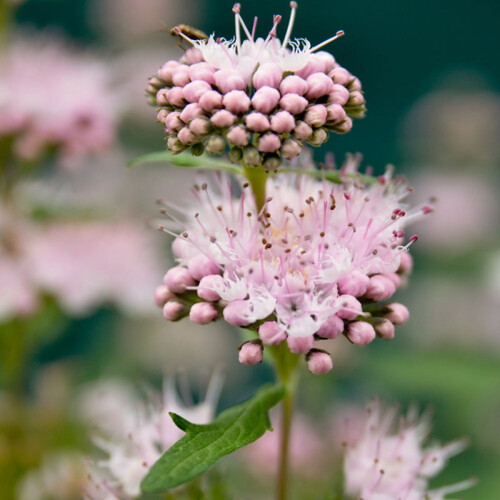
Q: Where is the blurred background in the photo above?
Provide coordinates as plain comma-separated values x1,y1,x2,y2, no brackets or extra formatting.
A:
0,0,499,498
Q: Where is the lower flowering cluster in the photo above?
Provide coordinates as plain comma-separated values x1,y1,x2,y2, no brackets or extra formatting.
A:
155,157,431,373
343,401,472,500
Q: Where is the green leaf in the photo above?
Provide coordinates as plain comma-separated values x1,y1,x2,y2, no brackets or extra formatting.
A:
127,151,243,175
141,384,285,493
279,167,377,185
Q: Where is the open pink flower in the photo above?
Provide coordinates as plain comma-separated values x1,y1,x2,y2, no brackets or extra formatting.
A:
147,3,365,167
0,35,117,167
155,156,428,368
342,401,473,500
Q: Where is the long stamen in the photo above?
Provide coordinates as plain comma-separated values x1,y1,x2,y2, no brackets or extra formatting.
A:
172,26,197,46
310,30,345,52
265,15,282,43
234,5,254,42
233,4,242,52
282,1,298,49
251,16,258,40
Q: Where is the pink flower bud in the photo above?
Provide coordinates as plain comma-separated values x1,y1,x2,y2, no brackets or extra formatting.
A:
166,87,185,107
238,340,263,365
306,349,333,375
279,93,308,115
347,90,365,107
305,104,327,127
162,300,186,321
280,138,302,160
188,62,215,84
280,75,308,96
154,285,174,308
251,86,280,114
187,254,220,281
189,117,211,136
163,266,196,294
156,89,169,106
306,72,334,99
336,294,362,320
374,319,395,340
166,137,185,153
287,335,314,354
197,274,223,301
365,275,396,301
308,128,328,146
227,125,250,146
258,132,281,153
214,69,245,93
334,117,353,134
293,121,313,140
270,111,295,134
210,109,236,128
177,127,197,145
172,64,190,86
158,61,179,84
157,109,169,124
223,299,251,326
398,251,413,275
258,321,286,345
328,67,352,86
181,47,203,65
328,84,350,106
314,51,336,73
179,103,203,124
350,77,362,91
383,272,401,288
222,90,251,114
165,112,183,132
199,90,223,112
245,112,270,132
295,57,326,79
326,104,347,124
253,62,283,89
338,271,370,297
347,321,376,345
182,81,212,103
317,314,344,339
205,135,226,155
384,303,409,325
189,302,219,324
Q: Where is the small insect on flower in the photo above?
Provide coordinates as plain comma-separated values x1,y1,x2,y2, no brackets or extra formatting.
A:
147,2,366,169
170,24,208,49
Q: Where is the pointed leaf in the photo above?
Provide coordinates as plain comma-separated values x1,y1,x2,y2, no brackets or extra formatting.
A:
128,151,243,175
141,384,285,493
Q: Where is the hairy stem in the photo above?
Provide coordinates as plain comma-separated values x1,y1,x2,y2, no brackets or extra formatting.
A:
243,165,267,213
270,344,300,500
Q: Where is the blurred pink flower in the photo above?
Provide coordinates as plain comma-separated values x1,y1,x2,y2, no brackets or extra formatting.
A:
342,400,472,500
84,375,222,499
25,222,162,316
0,251,37,321
241,412,323,477
0,35,118,167
411,172,498,251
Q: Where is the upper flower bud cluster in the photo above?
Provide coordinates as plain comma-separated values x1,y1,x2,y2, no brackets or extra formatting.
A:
154,156,430,372
147,3,365,170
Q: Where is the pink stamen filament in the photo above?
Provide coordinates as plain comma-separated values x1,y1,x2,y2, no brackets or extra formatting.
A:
310,30,345,52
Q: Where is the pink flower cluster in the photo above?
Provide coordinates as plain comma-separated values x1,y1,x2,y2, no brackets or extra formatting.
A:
147,3,365,169
154,157,429,373
343,401,473,500
0,219,161,321
0,36,117,167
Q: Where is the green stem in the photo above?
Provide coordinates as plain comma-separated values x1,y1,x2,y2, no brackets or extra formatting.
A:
243,165,267,213
269,343,300,500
